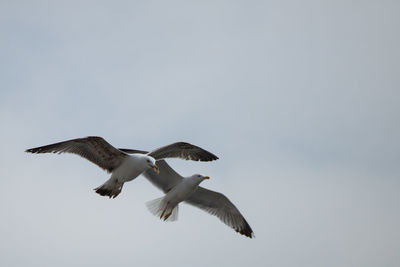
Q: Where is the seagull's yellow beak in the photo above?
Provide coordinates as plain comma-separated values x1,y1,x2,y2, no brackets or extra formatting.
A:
203,176,210,180
152,165,160,174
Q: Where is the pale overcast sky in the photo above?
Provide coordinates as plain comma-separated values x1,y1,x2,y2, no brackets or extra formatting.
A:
1,1,399,266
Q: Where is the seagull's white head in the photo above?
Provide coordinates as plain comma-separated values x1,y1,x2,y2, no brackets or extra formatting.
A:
191,174,210,184
143,155,159,174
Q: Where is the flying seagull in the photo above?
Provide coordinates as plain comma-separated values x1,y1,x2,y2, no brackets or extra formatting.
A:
120,148,254,238
146,174,210,222
26,136,218,198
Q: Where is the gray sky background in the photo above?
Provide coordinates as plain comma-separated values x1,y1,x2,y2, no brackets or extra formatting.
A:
1,1,399,266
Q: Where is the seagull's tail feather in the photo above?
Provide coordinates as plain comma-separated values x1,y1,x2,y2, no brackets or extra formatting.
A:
146,197,179,222
94,178,123,199
168,205,179,221
146,197,165,217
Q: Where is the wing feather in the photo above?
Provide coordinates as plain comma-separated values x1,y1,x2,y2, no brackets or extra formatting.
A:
185,187,254,238
118,148,148,154
142,160,183,193
26,136,127,172
147,142,218,161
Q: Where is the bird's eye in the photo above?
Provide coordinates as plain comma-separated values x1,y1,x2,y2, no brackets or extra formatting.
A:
147,159,151,163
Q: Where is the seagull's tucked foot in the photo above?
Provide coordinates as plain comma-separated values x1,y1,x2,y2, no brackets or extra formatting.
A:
164,211,172,221
146,198,179,222
94,178,123,199
160,206,167,219
163,205,178,222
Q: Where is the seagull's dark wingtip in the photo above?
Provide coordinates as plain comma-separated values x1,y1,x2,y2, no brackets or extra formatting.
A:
25,148,34,153
237,219,254,238
205,153,219,161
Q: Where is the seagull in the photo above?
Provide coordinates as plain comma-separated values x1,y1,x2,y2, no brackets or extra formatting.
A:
146,174,210,222
26,136,218,198
120,148,254,238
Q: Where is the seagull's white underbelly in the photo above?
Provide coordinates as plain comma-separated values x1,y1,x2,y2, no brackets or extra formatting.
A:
112,156,146,183
165,180,198,205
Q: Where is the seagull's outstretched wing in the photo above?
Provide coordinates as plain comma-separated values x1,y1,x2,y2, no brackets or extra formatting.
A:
142,160,183,193
118,148,148,154
147,142,218,161
26,136,127,173
185,187,254,238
